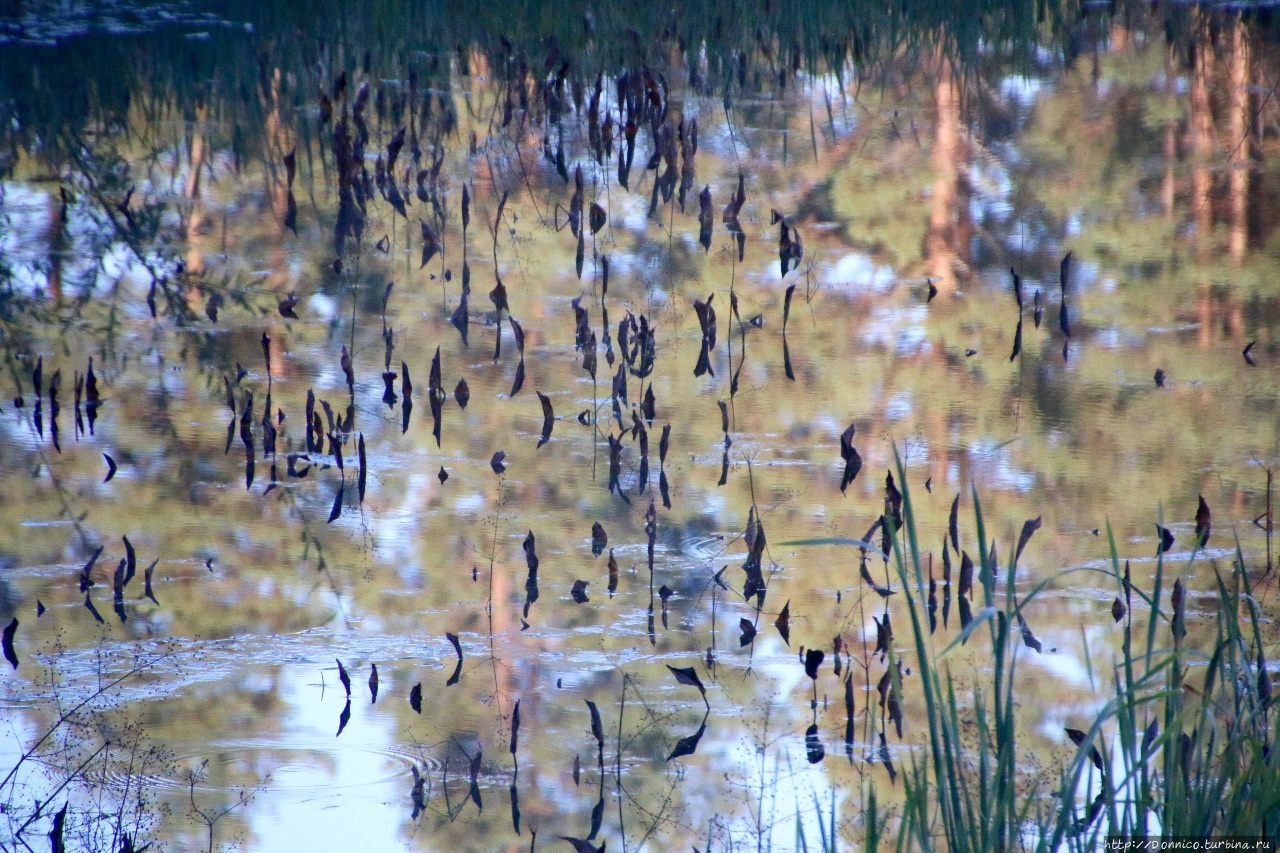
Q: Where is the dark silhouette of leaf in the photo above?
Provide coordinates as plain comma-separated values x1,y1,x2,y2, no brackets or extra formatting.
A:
78,545,102,591
949,494,960,554
591,522,607,556
336,698,351,737
1010,318,1023,362
491,451,506,474
328,483,344,523
958,551,974,599
511,699,521,757
1111,597,1126,623
1244,340,1257,366
1015,516,1042,567
2,618,17,669
607,550,618,596
142,559,159,605
1034,289,1042,327
437,466,448,484
860,564,893,597
774,600,791,646
585,699,604,755
336,658,351,696
511,528,534,575
49,802,66,853
1016,612,1042,653
451,294,470,345
369,663,379,704
839,423,861,493
1141,718,1158,756
1011,267,1023,308
84,593,104,624
446,632,463,686
1156,524,1175,555
420,220,440,268
698,185,713,251
739,618,757,646
571,580,590,603
103,453,117,482
667,665,708,705
537,391,554,447
454,378,469,409
589,202,606,235
409,683,422,713
357,434,367,504
806,723,825,764
1065,727,1104,771
559,836,604,853
667,712,708,761
1195,495,1211,548
573,753,581,786
1171,578,1186,640
511,318,525,355
804,648,824,680
510,357,525,397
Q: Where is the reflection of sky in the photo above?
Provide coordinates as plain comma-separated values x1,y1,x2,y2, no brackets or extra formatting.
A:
823,252,895,292
241,664,407,851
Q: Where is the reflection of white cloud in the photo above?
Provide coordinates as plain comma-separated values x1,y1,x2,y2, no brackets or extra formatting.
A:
860,304,930,357
999,75,1044,107
824,253,895,292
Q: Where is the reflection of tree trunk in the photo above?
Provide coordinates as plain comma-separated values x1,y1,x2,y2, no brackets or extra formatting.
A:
1162,51,1176,215
45,192,64,302
1197,282,1211,349
263,67,294,294
1189,15,1214,245
184,102,208,301
925,57,966,295
1228,14,1249,263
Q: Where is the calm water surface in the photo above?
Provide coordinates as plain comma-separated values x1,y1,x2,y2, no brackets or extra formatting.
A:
1,3,1279,850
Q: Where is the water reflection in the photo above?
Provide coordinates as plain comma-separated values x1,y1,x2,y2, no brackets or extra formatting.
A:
3,2,1280,850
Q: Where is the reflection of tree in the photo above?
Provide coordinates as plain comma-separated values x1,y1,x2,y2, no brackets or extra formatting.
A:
925,55,970,295
1229,13,1250,264
1189,10,1214,246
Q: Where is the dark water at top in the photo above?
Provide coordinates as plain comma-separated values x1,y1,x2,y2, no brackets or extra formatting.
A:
1,2,1279,850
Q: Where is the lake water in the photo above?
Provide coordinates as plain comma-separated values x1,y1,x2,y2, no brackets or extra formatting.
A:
1,3,1278,850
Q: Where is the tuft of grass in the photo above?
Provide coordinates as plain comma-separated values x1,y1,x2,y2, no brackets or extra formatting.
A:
866,448,1280,850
